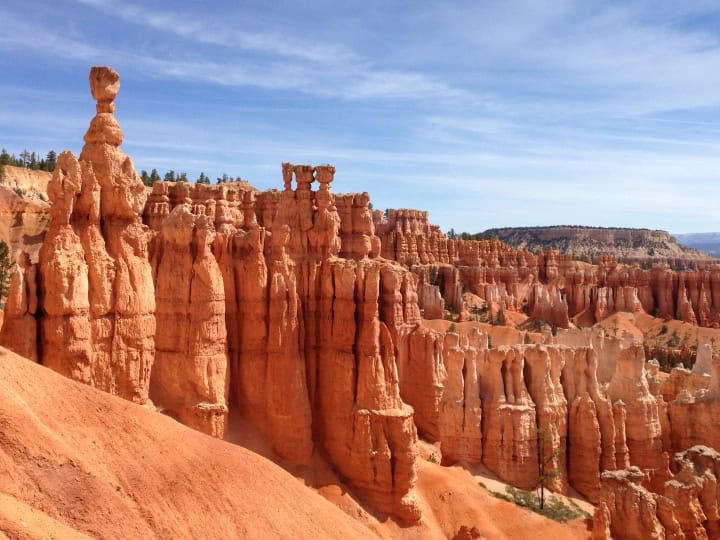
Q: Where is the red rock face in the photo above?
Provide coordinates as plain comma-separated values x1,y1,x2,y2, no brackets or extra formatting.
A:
13,67,720,534
23,67,156,403
144,164,420,520
150,207,229,437
598,447,720,539
373,208,720,329
0,253,38,362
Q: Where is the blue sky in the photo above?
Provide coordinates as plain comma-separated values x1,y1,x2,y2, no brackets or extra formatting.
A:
1,1,720,233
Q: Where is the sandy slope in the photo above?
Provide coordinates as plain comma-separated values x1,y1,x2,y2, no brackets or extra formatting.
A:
0,347,375,540
0,346,591,539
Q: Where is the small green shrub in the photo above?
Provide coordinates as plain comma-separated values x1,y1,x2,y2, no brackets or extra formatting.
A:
491,486,589,523
448,323,457,333
427,453,439,464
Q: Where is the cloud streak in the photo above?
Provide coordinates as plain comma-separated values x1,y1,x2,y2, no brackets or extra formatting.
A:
1,0,720,233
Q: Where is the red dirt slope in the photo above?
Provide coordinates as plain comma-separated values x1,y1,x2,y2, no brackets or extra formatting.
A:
0,347,375,540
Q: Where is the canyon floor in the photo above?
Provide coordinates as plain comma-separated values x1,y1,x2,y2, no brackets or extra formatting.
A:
0,346,589,539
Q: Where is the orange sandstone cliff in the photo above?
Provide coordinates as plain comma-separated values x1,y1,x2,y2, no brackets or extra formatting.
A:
8,67,720,538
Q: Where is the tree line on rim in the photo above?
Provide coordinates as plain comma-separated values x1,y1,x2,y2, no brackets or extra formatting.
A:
0,148,248,187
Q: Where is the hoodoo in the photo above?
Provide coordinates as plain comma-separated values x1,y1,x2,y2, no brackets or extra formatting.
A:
6,67,720,538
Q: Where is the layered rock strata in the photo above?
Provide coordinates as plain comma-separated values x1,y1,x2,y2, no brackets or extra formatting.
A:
12,67,720,533
31,67,156,402
373,210,720,329
150,206,229,437
599,447,720,539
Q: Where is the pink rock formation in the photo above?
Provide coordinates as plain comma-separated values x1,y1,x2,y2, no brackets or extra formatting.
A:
598,467,678,540
27,67,155,403
0,252,38,361
438,330,483,464
669,353,720,454
23,66,720,532
150,207,229,437
561,347,617,501
606,343,668,489
479,346,538,489
597,448,720,539
523,345,568,492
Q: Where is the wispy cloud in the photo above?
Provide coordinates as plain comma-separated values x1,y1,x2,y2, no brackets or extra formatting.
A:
69,0,461,101
2,0,720,233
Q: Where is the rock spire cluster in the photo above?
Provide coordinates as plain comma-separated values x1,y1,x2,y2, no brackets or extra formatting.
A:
5,68,720,536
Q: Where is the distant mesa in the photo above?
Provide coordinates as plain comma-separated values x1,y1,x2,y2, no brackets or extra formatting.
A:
674,232,720,258
476,225,716,268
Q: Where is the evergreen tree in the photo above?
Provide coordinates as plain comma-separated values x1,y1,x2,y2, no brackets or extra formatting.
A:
0,240,14,302
140,170,152,187
150,169,160,183
19,150,30,168
45,150,57,172
197,172,210,184
178,172,188,182
164,170,176,182
0,149,10,166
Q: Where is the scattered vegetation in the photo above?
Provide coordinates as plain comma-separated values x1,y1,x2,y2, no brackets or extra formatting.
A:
467,305,490,323
448,323,457,333
12,187,26,198
427,453,439,464
659,324,668,335
0,148,57,174
0,240,14,307
427,266,439,286
488,428,587,524
491,486,589,523
536,428,560,510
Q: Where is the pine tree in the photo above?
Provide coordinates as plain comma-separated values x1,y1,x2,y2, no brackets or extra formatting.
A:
164,170,176,182
140,170,152,187
178,172,188,182
150,169,160,183
19,150,30,168
0,149,10,166
45,150,57,172
197,172,210,184
0,240,14,302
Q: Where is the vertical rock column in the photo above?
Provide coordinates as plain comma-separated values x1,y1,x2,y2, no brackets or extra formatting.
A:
151,207,229,437
561,346,618,502
315,256,420,521
524,345,568,493
479,346,538,488
607,344,669,491
36,67,155,403
0,253,38,361
438,329,483,464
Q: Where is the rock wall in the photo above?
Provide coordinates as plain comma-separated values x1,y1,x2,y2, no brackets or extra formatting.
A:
150,207,229,437
30,67,156,403
11,67,720,534
373,209,720,329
